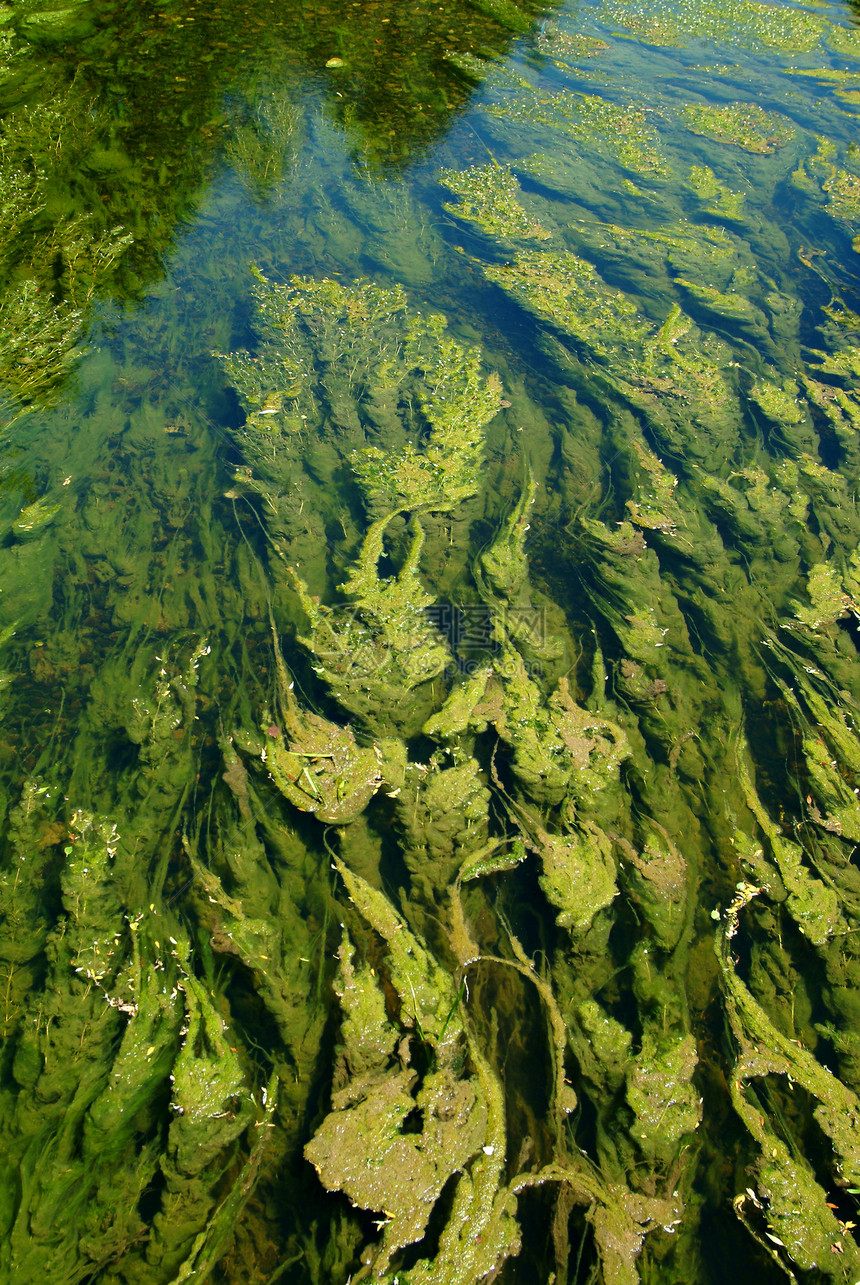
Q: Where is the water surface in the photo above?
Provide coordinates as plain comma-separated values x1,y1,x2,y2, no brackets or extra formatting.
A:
3,0,860,1281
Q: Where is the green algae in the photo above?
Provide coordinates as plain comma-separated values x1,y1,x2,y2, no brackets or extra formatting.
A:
681,103,797,154
687,164,747,220
626,1032,701,1161
823,167,860,225
534,27,611,68
488,89,668,176
718,883,860,1275
306,860,522,1284
604,0,827,52
487,247,651,361
440,163,551,240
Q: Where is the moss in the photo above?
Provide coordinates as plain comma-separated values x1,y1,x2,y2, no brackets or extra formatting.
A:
492,642,629,808
263,699,387,825
675,276,761,326
749,376,806,426
10,497,61,541
306,1062,486,1275
459,837,527,883
576,999,633,1096
350,311,502,517
624,439,681,534
396,755,492,906
332,929,398,1075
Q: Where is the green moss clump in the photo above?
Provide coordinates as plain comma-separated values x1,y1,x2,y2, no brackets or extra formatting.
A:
736,740,841,943
620,823,689,951
535,28,610,67
823,167,860,224
718,885,860,1274
536,818,618,934
351,311,502,516
10,496,61,541
290,514,450,736
489,90,668,176
487,248,650,361
789,561,852,631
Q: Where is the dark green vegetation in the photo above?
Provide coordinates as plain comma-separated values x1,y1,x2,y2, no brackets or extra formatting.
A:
4,0,860,1280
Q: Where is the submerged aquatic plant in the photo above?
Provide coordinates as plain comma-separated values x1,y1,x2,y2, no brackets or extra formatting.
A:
7,0,860,1278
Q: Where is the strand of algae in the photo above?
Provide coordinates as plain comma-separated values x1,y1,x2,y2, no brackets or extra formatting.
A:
717,882,860,1279
432,53,860,1281
222,272,700,1283
221,276,683,1279
305,859,522,1285
0,644,284,1284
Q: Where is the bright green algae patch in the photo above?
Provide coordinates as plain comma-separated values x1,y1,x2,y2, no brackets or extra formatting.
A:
440,163,551,240
604,0,829,51
681,103,797,153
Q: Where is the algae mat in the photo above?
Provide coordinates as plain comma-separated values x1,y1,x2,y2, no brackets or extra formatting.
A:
3,0,860,1280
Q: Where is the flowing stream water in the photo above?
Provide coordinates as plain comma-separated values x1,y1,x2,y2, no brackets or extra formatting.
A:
3,0,860,1281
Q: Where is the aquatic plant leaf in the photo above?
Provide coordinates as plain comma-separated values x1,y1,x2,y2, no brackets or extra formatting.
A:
333,858,464,1048
263,701,385,824
421,664,494,739
487,88,668,175
536,818,618,934
306,1064,486,1274
605,0,827,51
617,822,689,951
396,755,492,906
289,515,451,735
352,312,502,516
